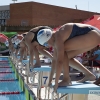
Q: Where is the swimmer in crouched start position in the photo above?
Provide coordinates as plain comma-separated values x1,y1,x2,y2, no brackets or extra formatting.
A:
36,23,100,92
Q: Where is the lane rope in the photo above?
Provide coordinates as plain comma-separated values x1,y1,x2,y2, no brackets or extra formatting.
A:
0,79,18,82
0,72,14,73
0,67,12,68
0,91,22,95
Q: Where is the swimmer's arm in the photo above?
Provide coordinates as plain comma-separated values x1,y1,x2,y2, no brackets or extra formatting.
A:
15,49,19,57
38,48,53,59
29,46,34,67
24,47,28,57
37,46,53,59
9,45,14,54
55,39,64,90
19,48,24,61
48,49,56,86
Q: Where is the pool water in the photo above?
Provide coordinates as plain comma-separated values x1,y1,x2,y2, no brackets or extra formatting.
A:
0,68,12,72
0,57,26,100
0,73,16,79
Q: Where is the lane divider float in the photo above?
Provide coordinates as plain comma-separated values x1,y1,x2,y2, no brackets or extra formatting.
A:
0,67,12,68
0,91,22,95
0,79,17,82
0,72,14,73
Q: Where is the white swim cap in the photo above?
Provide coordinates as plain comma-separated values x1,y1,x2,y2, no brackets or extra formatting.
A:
15,39,22,45
37,29,52,45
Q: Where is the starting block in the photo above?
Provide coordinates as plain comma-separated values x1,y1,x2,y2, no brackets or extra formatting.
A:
16,59,51,99
30,66,51,86
51,81,100,100
30,66,51,99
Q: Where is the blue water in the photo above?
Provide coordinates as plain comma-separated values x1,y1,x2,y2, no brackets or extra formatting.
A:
0,73,16,79
0,81,21,92
0,93,25,100
0,68,12,72
0,57,26,100
0,63,10,66
0,57,8,60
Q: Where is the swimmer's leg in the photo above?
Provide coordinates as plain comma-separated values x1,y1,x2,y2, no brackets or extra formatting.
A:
58,52,72,87
63,30,100,83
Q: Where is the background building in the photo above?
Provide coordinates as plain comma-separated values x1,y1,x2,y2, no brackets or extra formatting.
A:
0,5,10,25
6,1,99,27
0,1,100,33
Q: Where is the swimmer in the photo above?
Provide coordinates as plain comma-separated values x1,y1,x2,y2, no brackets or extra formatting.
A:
37,23,100,91
17,32,29,62
24,26,53,67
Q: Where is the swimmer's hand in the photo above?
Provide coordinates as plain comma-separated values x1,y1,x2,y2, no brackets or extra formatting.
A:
48,82,52,88
34,63,41,68
54,84,58,93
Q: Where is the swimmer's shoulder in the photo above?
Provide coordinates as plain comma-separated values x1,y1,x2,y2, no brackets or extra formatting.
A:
58,23,74,31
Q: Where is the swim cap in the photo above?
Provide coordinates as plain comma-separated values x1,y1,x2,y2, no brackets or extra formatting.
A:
37,29,52,45
15,39,22,45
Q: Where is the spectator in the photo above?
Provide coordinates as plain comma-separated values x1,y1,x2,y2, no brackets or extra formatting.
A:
82,51,93,66
83,46,100,66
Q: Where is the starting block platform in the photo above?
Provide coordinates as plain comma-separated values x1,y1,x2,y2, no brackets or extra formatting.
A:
30,66,51,72
51,81,100,100
57,81,100,94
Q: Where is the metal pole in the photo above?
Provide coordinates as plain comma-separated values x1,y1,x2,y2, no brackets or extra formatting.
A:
88,1,89,11
12,0,17,3
0,26,1,32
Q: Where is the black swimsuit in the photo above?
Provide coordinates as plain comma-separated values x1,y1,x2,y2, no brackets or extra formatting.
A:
68,24,96,40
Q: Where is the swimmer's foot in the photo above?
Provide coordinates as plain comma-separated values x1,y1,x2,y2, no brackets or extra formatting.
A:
94,78,100,85
58,80,72,87
34,63,41,68
23,57,27,60
77,74,96,83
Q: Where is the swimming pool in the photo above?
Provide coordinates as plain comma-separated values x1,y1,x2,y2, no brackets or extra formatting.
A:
0,57,26,100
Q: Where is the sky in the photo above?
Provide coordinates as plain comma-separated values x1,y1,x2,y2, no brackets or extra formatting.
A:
0,0,100,13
